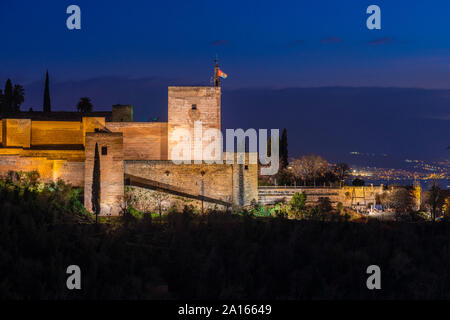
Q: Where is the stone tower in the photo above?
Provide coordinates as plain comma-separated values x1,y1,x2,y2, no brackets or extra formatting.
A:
168,86,221,161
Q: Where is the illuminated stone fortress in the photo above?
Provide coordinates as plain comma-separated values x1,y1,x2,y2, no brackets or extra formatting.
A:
0,68,258,215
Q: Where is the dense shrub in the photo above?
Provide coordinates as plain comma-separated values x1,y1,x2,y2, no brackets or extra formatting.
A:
2,172,450,299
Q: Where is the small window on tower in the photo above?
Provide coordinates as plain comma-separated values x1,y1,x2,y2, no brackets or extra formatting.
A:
245,165,249,170
192,104,197,110
101,146,107,155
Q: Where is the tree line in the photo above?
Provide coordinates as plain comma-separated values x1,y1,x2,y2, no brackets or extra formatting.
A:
2,171,450,299
263,129,353,187
0,71,95,114
0,79,24,114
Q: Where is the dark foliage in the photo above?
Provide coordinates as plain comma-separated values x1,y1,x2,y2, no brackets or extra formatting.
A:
77,97,93,112
2,176,450,299
1,79,24,114
352,178,365,186
334,163,350,185
3,79,13,112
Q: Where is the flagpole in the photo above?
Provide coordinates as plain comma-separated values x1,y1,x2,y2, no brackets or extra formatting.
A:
214,54,220,87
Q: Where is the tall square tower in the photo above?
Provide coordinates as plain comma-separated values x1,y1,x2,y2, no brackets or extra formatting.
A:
168,86,221,161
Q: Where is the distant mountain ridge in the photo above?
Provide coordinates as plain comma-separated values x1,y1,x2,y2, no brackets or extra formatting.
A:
18,77,450,166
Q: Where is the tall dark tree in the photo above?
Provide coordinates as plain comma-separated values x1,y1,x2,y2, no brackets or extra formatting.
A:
12,84,24,112
334,163,350,186
427,181,442,222
77,97,93,112
92,143,101,223
43,70,51,112
3,79,13,113
280,128,288,169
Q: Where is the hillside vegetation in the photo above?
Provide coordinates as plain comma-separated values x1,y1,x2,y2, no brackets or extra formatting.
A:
1,172,450,299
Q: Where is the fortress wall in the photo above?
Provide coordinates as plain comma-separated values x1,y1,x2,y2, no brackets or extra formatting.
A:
82,117,106,146
1,117,107,148
84,132,124,216
0,154,84,186
31,121,83,145
259,187,342,206
20,149,85,161
125,186,228,213
0,121,3,145
258,185,384,208
3,119,31,148
125,153,259,208
52,160,85,186
230,153,259,206
168,87,221,161
0,155,53,181
232,163,259,206
125,161,233,204
340,185,384,207
106,122,168,160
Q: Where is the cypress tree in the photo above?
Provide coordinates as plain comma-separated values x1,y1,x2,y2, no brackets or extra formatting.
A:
3,79,13,113
92,143,101,223
280,128,288,169
43,70,51,112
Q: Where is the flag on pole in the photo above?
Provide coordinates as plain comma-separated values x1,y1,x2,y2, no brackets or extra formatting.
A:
217,69,228,79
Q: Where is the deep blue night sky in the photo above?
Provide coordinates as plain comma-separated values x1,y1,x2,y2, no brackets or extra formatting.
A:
0,1,449,166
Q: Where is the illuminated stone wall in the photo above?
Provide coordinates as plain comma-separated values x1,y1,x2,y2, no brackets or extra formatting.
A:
3,119,31,148
2,117,106,148
258,185,385,208
125,186,228,213
168,86,221,161
31,121,83,146
0,85,259,215
124,156,258,208
84,132,124,216
125,161,233,204
106,122,168,160
230,153,259,206
0,117,102,188
81,117,106,146
0,154,84,186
